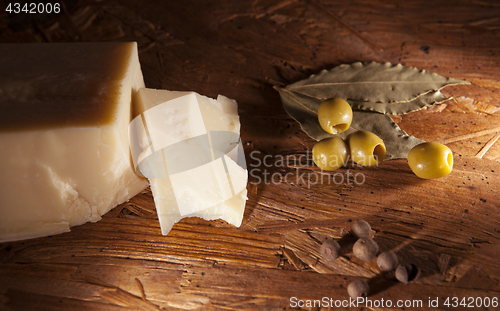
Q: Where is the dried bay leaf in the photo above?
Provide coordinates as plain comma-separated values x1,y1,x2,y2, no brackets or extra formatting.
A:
279,89,423,159
286,61,470,114
278,88,322,139
277,62,470,159
345,111,424,160
349,90,448,115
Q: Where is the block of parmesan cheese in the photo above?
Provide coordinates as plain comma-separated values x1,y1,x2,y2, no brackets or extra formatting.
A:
131,88,248,235
0,42,148,242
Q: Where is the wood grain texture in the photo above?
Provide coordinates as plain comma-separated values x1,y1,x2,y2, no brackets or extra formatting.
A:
1,0,500,310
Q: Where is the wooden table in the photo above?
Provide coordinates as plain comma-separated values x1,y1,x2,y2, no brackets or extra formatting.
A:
1,0,500,310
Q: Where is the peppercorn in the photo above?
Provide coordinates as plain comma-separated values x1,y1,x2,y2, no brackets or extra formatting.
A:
347,280,370,298
353,237,379,261
377,251,398,272
320,238,341,261
395,264,420,284
351,220,372,238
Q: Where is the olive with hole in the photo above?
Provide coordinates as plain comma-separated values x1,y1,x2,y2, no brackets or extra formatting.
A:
317,97,353,134
312,137,349,170
407,142,453,179
348,130,386,166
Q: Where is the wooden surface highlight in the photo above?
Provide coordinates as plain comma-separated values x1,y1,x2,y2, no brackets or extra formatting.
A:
1,0,500,310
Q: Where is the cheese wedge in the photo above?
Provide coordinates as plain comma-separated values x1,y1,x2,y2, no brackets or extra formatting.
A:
131,89,248,235
0,42,148,242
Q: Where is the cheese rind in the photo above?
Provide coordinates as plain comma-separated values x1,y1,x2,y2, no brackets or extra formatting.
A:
0,42,148,242
132,89,248,235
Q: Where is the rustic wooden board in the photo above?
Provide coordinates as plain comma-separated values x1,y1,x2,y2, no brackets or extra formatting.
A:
1,0,500,310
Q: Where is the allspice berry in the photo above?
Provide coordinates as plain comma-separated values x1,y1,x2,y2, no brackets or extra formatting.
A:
347,280,370,298
395,264,420,284
320,239,341,261
352,220,372,238
377,251,398,272
353,237,379,261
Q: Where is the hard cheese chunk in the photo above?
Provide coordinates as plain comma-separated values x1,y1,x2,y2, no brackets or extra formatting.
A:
0,42,148,242
132,89,248,235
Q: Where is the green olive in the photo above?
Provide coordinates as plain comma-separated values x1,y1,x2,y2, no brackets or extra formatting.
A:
348,131,386,166
312,137,349,170
407,142,453,179
318,98,353,134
